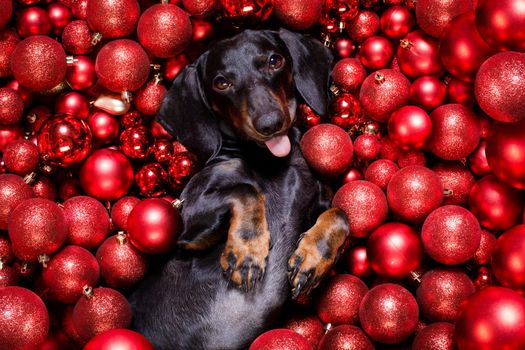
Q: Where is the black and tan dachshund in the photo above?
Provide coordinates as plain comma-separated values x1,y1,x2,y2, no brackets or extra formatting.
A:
130,28,349,350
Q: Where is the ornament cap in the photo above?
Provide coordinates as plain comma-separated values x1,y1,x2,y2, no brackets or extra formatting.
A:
121,91,132,104
400,39,413,50
23,172,37,185
374,72,386,84
116,231,127,245
91,32,102,46
38,254,50,268
83,285,95,299
66,56,75,66
172,198,184,210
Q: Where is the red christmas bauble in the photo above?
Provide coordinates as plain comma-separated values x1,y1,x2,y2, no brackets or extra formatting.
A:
39,330,77,350
73,287,132,340
317,325,374,350
0,0,11,30
32,176,57,201
59,176,83,201
134,78,167,115
353,134,380,161
359,36,394,70
359,283,418,344
329,93,363,130
273,0,322,30
412,323,455,350
0,265,18,287
0,287,49,349
72,0,89,19
468,141,491,176
249,329,311,350
61,305,86,346
80,149,134,202
183,0,217,18
364,159,398,192
8,198,67,262
152,139,174,163
409,76,446,112
416,0,472,38
41,245,100,303
4,79,33,107
359,69,410,123
11,35,67,92
86,0,140,38
2,139,39,175
367,222,422,279
283,314,324,349
16,7,52,38
492,225,525,294
0,174,34,230
87,111,120,145
332,180,388,237
387,165,443,223
95,39,150,92
137,4,192,58
380,5,415,39
345,246,372,279
468,175,524,230
0,28,20,78
56,91,90,119
84,329,155,350
455,287,525,350
61,20,93,55
48,3,73,36
120,125,153,159
346,10,380,43
433,161,476,206
66,56,96,90
0,236,14,264
446,78,475,107
331,58,366,92
167,151,198,188
388,106,432,150
470,229,496,266
0,125,24,152
163,54,189,81
342,167,363,184
219,0,273,27
135,163,168,197
333,37,356,59
111,196,141,231
396,30,444,79
475,0,525,51
127,198,182,254
0,88,24,125
475,52,525,123
297,104,320,129
397,149,426,168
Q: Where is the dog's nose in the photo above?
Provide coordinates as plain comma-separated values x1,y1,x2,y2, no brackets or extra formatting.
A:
253,112,283,136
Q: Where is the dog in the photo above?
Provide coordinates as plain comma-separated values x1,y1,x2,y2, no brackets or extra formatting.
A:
130,28,349,350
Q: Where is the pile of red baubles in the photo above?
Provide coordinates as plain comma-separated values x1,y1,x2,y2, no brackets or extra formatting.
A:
1,0,525,349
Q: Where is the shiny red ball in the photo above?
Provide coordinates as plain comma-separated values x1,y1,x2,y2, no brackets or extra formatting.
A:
0,88,24,125
329,93,363,130
0,0,11,30
16,7,52,38
492,225,525,294
0,174,35,230
416,0,472,38
388,106,432,150
163,54,189,82
61,20,94,55
219,0,273,27
111,196,141,231
273,0,322,30
86,0,140,38
87,111,120,145
2,139,40,175
342,167,363,184
135,163,168,197
134,79,167,115
409,76,446,112
168,151,198,188
412,323,455,350
333,37,356,59
283,314,324,349
318,325,374,350
249,328,311,350
396,30,444,79
380,5,415,39
364,159,398,192
0,125,24,152
331,58,366,92
468,141,491,176
0,28,20,78
47,3,73,36
359,36,394,70
84,329,155,350
66,55,96,90
346,10,380,43
433,161,476,206
152,139,174,163
56,91,90,119
120,125,153,159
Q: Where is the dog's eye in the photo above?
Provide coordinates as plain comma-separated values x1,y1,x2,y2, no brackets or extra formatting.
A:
268,54,284,70
213,76,232,91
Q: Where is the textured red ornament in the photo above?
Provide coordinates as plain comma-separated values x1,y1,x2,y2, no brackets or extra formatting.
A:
32,176,57,200
359,69,410,123
41,245,100,303
367,222,422,279
331,58,366,93
359,36,394,70
2,139,40,175
4,79,33,108
433,161,475,206
0,236,14,264
364,159,398,192
416,0,472,38
56,91,90,119
86,0,140,38
0,88,24,125
0,287,49,350
84,329,155,350
468,141,490,176
446,78,474,107
95,39,150,92
72,0,88,19
492,225,525,293
469,229,496,266
0,265,18,287
135,163,167,197
220,0,273,27
379,136,401,162
353,134,380,161
397,149,426,168
283,314,324,349
0,0,11,30
0,28,20,78
120,125,153,159
249,328,311,350
333,37,355,59
329,93,363,130
318,325,374,350
332,180,388,237
469,175,524,230
183,0,217,18
397,30,444,79
380,5,415,39
152,139,174,163
11,35,67,92
409,76,446,112
73,287,133,340
134,78,167,115
0,125,24,152
387,165,443,223
66,56,96,90
0,174,34,230
111,196,141,231
388,106,432,150
475,52,525,123
61,20,93,55
16,7,52,38
120,111,143,128
48,3,73,36
346,10,380,43
359,283,418,344
87,111,120,145
273,0,321,30
455,287,525,350
475,0,525,51
62,305,87,346
412,323,455,350
8,198,67,262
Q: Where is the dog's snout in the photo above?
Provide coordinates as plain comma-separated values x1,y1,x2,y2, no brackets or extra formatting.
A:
253,112,283,136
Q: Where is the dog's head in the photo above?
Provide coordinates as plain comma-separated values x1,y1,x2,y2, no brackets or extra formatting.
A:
157,28,333,163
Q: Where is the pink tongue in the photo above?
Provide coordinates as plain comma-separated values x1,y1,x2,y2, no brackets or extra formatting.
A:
264,135,291,157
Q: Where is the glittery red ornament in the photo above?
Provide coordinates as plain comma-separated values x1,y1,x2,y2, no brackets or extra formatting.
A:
397,30,444,79
135,163,167,197
318,325,374,350
56,91,90,119
8,198,67,262
346,10,380,43
379,136,401,162
73,287,132,340
37,114,92,166
329,93,363,131
32,176,57,200
469,229,496,266
0,265,18,287
446,78,474,107
0,28,20,78
0,236,14,264
41,245,100,303
152,139,174,163
219,0,273,27
353,134,380,161
433,161,475,206
183,0,217,18
84,329,155,350
249,329,311,350
331,58,366,93
2,139,40,175
333,37,356,59
0,0,11,30
409,76,446,112
364,159,398,192
61,20,93,55
273,0,322,30
0,287,49,350
87,111,120,145
416,0,472,38
80,149,134,202
11,35,67,92
455,287,525,350
359,69,410,123
412,323,455,350
0,125,24,152
0,88,24,125
475,0,525,51
66,56,96,90
492,225,525,293
333,180,388,237
16,7,52,38
468,141,490,176
468,175,524,230
95,39,150,92
163,54,189,82
359,283,418,344
137,4,192,58
0,174,35,230
388,106,432,150
380,5,415,39
283,314,324,349
120,110,143,128
87,0,140,39
134,78,167,115
120,125,153,159
72,0,88,19
38,330,73,350
4,79,33,108
111,196,141,231
359,36,394,70
315,274,368,326
59,176,83,201
398,149,427,167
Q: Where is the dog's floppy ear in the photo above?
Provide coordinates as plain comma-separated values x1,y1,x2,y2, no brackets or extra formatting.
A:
277,28,334,117
156,52,221,163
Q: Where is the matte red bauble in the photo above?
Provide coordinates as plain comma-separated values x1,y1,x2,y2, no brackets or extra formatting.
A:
111,196,141,231
353,134,380,161
396,30,444,79
345,246,372,279
329,93,363,130
0,174,34,230
2,139,40,175
37,114,92,166
0,28,20,78
367,222,422,279
492,225,525,293
137,4,192,58
364,159,398,192
87,111,120,145
387,165,443,223
134,78,167,115
84,329,155,350
475,0,525,51
409,76,446,111
273,0,322,30
0,88,23,125
11,35,67,92
388,106,432,150
433,161,476,206
333,180,388,237
95,39,150,92
0,287,49,350
0,125,24,152
380,5,415,39
346,10,380,43
318,325,374,350
56,91,90,119
249,329,311,350
468,175,524,230
475,52,525,123
8,198,67,262
48,3,73,36
283,314,324,349
333,37,356,59
66,56,96,90
16,7,52,38
412,323,455,350
359,283,418,344
61,20,93,55
359,69,410,123
0,0,11,30
359,36,394,70
331,58,366,92
416,0,472,38
73,287,132,340
80,149,134,202
446,78,475,107
455,287,525,350
87,0,140,39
